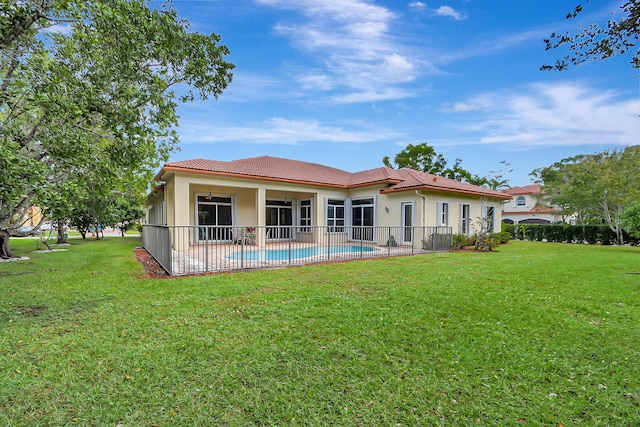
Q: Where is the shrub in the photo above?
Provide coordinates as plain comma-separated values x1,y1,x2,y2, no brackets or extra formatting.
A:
503,224,519,240
520,224,542,241
451,233,470,250
621,203,640,239
598,227,617,245
492,231,511,244
583,226,599,244
473,232,501,252
502,223,639,245
545,225,564,242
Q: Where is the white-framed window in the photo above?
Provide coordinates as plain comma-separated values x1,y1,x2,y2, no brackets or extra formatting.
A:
300,199,312,232
482,205,495,232
437,201,449,226
326,198,345,232
401,201,414,244
460,203,471,235
516,196,526,207
351,197,374,241
148,201,165,225
266,199,293,240
196,194,233,241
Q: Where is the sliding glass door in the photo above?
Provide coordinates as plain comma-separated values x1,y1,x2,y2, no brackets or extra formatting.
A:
197,195,233,241
351,198,374,241
266,200,292,240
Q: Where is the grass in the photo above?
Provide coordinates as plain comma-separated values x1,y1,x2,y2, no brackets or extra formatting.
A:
1,237,639,426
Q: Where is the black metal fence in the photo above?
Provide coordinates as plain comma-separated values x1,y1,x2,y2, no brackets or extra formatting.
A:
142,225,453,275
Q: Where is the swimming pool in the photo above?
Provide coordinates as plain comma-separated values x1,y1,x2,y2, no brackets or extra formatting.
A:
228,245,379,261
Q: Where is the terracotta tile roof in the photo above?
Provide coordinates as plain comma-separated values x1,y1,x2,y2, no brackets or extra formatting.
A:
503,203,560,215
531,203,560,214
380,168,510,199
162,156,353,187
349,167,403,186
504,184,542,195
158,156,511,199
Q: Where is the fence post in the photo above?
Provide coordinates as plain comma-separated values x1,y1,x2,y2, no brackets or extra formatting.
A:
288,228,292,265
204,227,209,273
168,226,174,276
241,227,245,270
411,227,415,254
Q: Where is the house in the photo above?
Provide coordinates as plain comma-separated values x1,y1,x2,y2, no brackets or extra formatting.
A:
146,156,511,249
501,184,564,224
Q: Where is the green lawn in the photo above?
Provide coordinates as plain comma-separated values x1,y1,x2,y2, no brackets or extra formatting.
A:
1,237,638,425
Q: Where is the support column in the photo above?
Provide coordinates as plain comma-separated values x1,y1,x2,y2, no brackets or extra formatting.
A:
256,187,266,248
173,176,190,251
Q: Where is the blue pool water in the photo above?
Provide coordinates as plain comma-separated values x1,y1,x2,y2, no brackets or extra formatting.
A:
229,245,378,261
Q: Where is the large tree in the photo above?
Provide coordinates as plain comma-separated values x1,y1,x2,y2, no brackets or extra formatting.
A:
620,202,640,239
531,146,640,244
542,1,640,70
382,143,449,175
0,0,234,258
382,143,510,190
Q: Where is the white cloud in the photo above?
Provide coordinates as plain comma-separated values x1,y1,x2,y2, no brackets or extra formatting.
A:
257,0,422,103
41,22,72,35
179,117,403,145
296,73,335,91
407,3,467,20
408,1,427,12
439,102,479,113
258,0,394,23
439,94,496,113
438,27,556,64
440,82,640,147
332,88,416,103
382,53,416,78
434,5,467,21
200,72,287,103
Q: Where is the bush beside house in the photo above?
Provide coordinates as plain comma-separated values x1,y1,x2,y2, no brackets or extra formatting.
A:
451,231,510,251
503,223,640,245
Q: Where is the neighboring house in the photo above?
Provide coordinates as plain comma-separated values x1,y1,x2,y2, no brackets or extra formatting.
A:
25,206,45,227
146,156,511,249
13,206,46,232
502,184,564,224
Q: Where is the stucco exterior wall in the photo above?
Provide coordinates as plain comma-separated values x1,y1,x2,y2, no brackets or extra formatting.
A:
164,175,175,227
501,192,563,224
503,193,537,212
152,171,504,235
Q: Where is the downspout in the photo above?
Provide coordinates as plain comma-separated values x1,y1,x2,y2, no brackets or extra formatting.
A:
416,190,427,249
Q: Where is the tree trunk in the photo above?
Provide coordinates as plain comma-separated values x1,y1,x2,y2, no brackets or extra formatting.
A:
56,220,67,244
617,227,624,246
0,229,15,259
600,200,625,245
93,222,102,240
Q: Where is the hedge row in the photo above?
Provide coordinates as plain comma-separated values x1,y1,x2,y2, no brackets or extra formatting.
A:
503,224,640,245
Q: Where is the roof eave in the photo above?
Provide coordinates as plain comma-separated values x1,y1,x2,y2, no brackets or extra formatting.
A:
381,184,512,200
156,164,509,199
349,179,402,189
158,165,350,189
145,184,165,203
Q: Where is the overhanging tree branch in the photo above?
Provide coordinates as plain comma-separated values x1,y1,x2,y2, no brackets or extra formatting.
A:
542,0,640,70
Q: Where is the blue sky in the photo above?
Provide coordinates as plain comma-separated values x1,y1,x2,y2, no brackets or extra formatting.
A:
160,0,639,186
